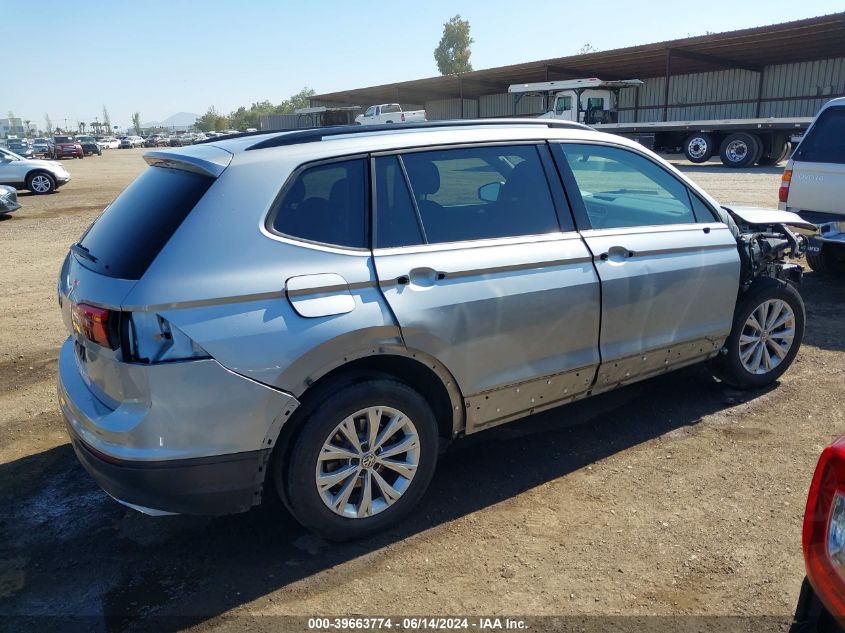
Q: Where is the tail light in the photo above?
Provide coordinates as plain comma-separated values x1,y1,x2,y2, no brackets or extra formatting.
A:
401,113,406,122
71,302,118,349
803,436,845,617
779,169,792,203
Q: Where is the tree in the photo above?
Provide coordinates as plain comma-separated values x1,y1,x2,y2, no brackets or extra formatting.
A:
24,120,31,137
79,122,86,134
131,112,141,135
224,89,317,131
45,114,53,136
578,43,597,54
102,105,112,133
276,87,316,114
434,15,473,75
195,106,229,132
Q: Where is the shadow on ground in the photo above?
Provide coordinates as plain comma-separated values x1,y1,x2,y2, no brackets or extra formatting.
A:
799,270,845,352
0,361,775,633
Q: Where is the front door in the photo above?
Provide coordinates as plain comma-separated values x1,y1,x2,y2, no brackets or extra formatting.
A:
371,143,601,431
553,142,740,391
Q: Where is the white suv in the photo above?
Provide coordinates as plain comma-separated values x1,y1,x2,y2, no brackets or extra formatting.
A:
779,97,845,275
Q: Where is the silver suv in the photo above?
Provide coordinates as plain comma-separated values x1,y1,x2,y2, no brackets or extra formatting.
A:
779,96,845,276
58,120,812,540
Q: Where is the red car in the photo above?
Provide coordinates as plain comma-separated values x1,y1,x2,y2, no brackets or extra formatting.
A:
51,136,84,159
794,436,845,632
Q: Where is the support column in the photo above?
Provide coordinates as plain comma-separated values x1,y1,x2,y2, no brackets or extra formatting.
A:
755,68,766,118
662,49,672,122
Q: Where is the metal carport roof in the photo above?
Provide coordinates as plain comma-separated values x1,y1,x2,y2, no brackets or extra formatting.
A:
313,12,845,106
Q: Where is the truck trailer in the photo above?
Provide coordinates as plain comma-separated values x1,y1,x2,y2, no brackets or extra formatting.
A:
509,78,814,167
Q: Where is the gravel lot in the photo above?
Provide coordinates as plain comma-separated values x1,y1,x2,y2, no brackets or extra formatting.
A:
0,148,843,632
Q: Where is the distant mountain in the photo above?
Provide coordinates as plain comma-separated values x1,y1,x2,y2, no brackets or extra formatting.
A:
141,112,200,128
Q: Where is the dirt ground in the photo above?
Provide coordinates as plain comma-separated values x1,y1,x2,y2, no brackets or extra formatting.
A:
0,149,843,632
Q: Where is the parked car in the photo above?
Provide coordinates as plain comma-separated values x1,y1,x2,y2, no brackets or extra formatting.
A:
75,135,102,156
779,96,845,276
0,184,21,214
57,120,812,540
0,146,71,193
32,138,54,157
144,135,169,147
355,103,427,125
119,136,144,148
52,136,84,159
168,135,192,147
99,136,120,150
792,435,845,633
7,138,34,159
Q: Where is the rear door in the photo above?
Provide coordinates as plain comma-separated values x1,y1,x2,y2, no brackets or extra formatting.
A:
371,143,601,431
552,142,740,392
788,105,845,218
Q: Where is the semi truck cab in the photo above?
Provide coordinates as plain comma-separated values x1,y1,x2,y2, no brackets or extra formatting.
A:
510,78,643,125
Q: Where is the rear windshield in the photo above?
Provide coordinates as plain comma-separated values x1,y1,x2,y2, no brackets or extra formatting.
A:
796,106,845,164
78,166,213,279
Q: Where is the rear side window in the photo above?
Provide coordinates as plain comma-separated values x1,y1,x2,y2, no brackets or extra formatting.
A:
796,107,845,164
399,145,561,244
78,166,212,279
270,159,368,249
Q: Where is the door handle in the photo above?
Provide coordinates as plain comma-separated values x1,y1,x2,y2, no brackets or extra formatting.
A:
398,268,446,287
600,246,634,262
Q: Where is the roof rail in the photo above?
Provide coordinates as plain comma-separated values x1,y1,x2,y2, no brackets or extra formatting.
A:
244,118,592,151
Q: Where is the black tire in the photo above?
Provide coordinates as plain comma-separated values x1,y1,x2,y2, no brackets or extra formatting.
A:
279,379,439,541
806,243,845,276
25,171,56,194
78,154,84,159
683,133,715,163
719,132,758,168
749,134,764,166
758,135,789,166
710,278,805,389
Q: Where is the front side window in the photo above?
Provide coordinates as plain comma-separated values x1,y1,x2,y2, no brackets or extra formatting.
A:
395,145,561,244
271,158,368,249
555,96,572,114
559,144,698,229
796,107,845,164
364,106,375,117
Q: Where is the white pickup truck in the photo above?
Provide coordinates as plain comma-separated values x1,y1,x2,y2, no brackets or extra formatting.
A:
355,104,426,125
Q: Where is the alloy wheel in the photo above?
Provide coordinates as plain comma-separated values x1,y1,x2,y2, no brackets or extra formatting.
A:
315,406,420,519
739,299,796,375
30,175,53,193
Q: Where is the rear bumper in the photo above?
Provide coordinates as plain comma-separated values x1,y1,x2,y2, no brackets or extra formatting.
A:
67,424,268,515
57,336,299,514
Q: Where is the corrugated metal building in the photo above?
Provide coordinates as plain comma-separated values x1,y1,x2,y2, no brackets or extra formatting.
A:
312,13,845,123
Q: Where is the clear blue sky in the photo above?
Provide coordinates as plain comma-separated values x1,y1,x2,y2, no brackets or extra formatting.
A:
6,0,843,130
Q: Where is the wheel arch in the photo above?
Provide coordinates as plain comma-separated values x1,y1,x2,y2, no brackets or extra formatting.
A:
285,348,464,443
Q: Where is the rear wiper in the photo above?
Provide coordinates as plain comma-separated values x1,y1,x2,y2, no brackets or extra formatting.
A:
70,242,97,263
